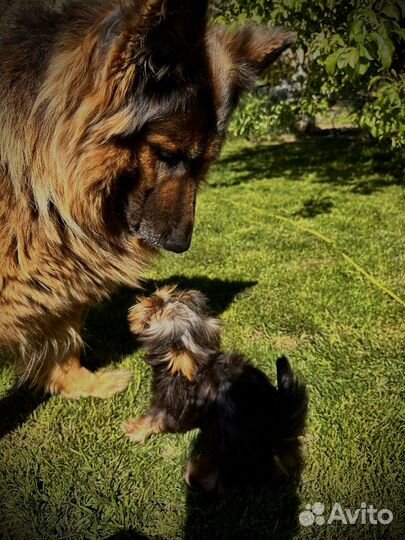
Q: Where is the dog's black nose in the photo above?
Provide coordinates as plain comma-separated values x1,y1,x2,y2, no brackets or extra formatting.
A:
162,232,192,253
161,222,194,253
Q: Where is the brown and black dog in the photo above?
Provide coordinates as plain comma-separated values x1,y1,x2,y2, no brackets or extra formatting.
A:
125,286,308,493
0,0,294,398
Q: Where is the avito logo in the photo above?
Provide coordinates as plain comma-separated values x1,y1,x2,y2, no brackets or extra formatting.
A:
299,502,393,527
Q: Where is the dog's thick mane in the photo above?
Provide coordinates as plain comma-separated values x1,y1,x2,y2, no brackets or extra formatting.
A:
0,11,150,379
1,0,208,357
1,0,209,219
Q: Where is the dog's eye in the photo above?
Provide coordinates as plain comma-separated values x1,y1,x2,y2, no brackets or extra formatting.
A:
153,146,183,168
114,132,138,149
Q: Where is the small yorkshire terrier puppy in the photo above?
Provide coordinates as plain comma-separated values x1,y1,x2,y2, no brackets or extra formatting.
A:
124,286,308,493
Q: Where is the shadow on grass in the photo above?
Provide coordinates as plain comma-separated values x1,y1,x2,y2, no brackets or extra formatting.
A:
293,195,334,218
0,385,49,439
83,276,257,370
183,476,301,540
104,474,302,540
0,277,256,438
211,132,403,194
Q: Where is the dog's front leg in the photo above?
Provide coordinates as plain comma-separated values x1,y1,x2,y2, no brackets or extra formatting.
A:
40,353,132,400
23,313,132,399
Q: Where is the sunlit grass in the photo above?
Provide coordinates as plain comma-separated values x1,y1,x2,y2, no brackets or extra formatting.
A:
1,133,404,539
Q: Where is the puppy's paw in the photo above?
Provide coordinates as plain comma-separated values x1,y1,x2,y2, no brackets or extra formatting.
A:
123,413,165,443
123,418,148,443
185,457,219,493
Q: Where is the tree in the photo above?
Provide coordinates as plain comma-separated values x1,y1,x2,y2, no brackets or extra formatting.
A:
210,0,405,148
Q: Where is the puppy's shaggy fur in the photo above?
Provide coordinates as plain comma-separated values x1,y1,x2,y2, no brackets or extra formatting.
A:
125,287,308,493
0,0,294,397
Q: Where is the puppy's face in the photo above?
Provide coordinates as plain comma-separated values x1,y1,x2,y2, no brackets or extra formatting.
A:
128,286,220,351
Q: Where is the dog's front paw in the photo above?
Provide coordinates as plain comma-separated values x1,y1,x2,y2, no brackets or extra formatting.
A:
123,413,165,443
90,369,132,399
123,418,148,443
47,360,132,400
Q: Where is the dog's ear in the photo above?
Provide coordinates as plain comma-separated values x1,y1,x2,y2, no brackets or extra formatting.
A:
128,295,160,335
226,25,295,78
105,0,209,79
208,25,295,129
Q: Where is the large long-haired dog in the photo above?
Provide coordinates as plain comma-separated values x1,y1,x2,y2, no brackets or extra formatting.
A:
0,0,294,398
125,287,308,493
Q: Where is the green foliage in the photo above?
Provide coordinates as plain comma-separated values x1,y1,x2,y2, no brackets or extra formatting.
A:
228,91,298,140
360,75,405,146
211,0,405,148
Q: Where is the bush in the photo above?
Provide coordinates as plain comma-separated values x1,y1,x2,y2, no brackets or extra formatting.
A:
211,0,405,148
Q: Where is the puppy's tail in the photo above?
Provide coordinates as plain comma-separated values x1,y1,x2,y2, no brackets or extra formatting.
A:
272,355,308,476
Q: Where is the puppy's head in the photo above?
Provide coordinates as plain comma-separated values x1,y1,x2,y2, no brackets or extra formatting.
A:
30,0,294,252
129,285,220,345
128,285,180,335
129,286,220,378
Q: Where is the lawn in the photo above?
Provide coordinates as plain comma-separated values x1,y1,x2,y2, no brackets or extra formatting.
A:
0,133,404,540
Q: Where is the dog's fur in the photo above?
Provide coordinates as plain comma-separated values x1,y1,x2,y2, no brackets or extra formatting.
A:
0,0,294,397
125,286,308,493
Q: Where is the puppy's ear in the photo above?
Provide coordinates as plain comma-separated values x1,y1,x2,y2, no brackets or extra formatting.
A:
128,296,159,335
155,285,177,302
179,290,209,313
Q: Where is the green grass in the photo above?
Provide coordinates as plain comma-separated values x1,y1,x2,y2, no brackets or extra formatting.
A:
1,133,405,540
